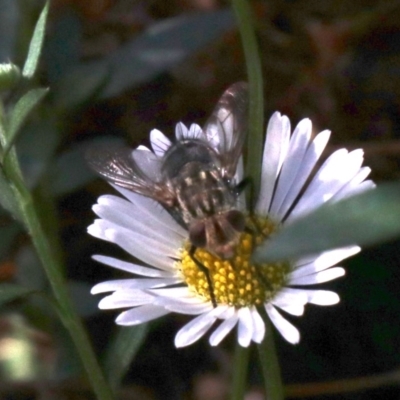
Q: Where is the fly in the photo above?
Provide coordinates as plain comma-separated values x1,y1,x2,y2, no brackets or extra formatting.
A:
87,82,249,307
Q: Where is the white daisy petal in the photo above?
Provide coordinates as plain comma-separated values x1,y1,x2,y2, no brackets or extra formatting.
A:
109,189,187,238
209,312,239,346
216,305,236,320
290,246,360,280
91,281,116,294
87,220,108,241
116,304,170,325
131,148,163,182
250,308,265,343
108,225,176,258
277,129,331,218
93,201,181,249
272,287,309,306
119,277,182,289
91,277,179,293
174,310,221,348
188,123,203,139
234,156,247,211
332,166,371,200
237,307,254,347
288,149,365,221
256,112,291,214
150,128,172,157
265,304,300,344
273,300,305,316
149,287,198,299
269,118,311,218
306,290,340,305
92,255,172,278
175,122,189,140
290,267,345,285
162,300,213,315
333,178,375,202
98,291,153,309
91,279,139,294
136,145,150,151
104,227,176,267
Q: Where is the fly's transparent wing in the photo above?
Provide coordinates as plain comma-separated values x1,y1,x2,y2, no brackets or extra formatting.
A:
86,145,175,205
203,82,249,178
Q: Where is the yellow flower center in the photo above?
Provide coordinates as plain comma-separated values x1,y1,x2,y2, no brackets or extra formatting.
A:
179,216,292,307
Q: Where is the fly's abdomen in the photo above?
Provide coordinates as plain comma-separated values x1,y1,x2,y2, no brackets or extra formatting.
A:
174,165,235,224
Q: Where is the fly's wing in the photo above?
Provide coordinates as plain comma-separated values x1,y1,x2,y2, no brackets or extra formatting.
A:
86,145,176,206
203,82,248,179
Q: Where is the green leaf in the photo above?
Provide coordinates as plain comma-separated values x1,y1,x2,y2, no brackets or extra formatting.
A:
17,118,60,189
104,324,148,390
0,167,21,219
53,62,109,111
255,183,400,262
22,1,49,78
55,10,234,100
50,137,123,196
0,283,33,307
4,88,48,156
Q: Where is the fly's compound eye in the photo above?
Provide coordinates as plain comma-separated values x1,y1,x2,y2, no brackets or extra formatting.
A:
225,210,245,232
189,221,207,248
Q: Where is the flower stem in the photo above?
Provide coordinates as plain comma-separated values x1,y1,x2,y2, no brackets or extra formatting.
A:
231,0,264,197
5,156,114,400
257,318,284,400
231,342,250,400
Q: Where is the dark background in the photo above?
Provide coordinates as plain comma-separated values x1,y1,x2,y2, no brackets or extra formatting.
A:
1,0,400,399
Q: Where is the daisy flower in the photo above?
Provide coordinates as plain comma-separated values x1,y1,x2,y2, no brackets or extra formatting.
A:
88,112,374,348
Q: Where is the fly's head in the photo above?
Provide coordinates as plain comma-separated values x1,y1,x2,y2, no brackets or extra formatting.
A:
189,209,246,259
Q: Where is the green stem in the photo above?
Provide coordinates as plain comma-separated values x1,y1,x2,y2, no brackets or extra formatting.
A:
232,0,264,197
7,162,114,400
231,343,250,400
257,318,284,400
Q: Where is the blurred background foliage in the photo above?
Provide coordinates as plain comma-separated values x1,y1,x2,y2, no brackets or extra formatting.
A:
1,0,400,399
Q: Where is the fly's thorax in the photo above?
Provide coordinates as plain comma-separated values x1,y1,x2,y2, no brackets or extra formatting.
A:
161,139,220,179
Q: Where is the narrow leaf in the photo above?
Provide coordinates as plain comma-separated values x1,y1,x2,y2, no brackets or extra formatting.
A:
104,324,148,390
0,283,33,307
50,137,123,196
53,62,109,111
0,167,20,219
17,118,60,189
255,183,400,262
55,10,235,100
103,10,234,98
4,88,48,156
22,1,49,78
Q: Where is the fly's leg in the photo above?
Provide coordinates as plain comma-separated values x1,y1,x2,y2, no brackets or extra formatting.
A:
235,176,254,212
235,177,273,289
244,218,274,293
189,245,217,308
235,176,251,195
